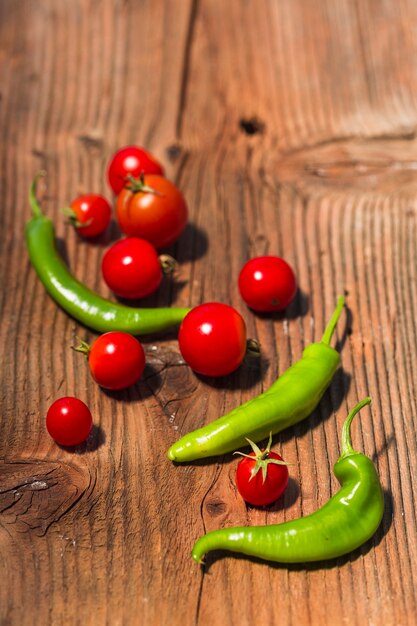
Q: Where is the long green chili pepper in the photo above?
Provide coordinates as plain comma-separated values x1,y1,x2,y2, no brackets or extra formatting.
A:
192,397,384,564
167,296,345,462
26,173,190,334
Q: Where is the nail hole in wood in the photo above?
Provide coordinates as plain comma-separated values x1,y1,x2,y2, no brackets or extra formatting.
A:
166,143,183,162
205,499,227,516
239,117,265,135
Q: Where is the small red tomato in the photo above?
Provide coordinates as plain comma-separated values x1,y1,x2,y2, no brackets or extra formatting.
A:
102,237,164,299
178,303,247,377
116,174,188,249
67,194,112,238
238,256,297,312
235,435,289,506
107,146,164,195
46,397,93,446
75,332,145,390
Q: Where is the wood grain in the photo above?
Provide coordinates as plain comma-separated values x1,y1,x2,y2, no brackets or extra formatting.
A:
1,0,417,624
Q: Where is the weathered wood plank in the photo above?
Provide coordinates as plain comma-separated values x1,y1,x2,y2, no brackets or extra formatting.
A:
0,0,417,625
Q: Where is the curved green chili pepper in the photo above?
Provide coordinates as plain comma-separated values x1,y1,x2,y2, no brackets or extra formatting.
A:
167,296,345,462
26,173,190,334
192,397,384,564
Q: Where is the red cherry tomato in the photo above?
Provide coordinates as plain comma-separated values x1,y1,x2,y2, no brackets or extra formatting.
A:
46,397,93,446
116,175,188,249
85,332,145,390
178,303,247,377
238,256,297,312
102,237,163,299
235,436,289,506
107,146,164,195
68,194,111,238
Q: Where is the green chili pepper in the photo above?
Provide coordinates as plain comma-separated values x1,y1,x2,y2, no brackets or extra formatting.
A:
167,296,345,462
26,173,190,334
192,397,384,565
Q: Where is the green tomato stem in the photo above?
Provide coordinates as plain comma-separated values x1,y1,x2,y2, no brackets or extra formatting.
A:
71,337,91,358
125,173,162,196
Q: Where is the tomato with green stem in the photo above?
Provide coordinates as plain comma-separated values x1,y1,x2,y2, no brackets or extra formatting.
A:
235,434,289,506
101,237,176,300
116,174,188,249
46,397,93,446
63,194,111,238
73,331,145,390
107,146,164,195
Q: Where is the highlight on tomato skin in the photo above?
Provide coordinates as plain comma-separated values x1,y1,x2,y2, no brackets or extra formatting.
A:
107,145,164,195
178,302,247,377
238,256,298,312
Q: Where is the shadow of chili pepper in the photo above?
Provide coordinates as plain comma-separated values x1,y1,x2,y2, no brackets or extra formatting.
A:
334,302,352,354
371,433,396,462
55,236,71,266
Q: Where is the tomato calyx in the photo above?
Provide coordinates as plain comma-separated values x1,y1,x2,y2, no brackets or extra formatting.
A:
61,207,93,229
159,254,177,275
245,338,261,358
124,173,162,196
234,433,289,483
71,337,91,359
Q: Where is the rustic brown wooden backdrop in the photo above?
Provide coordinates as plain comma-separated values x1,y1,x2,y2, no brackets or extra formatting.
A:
1,0,417,624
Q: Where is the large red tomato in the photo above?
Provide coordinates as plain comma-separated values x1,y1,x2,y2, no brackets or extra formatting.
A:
116,174,188,249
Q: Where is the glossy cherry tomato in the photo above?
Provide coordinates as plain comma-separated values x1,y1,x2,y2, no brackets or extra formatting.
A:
107,146,164,195
46,397,93,446
78,331,146,390
68,194,111,238
116,175,188,249
102,237,163,299
178,303,247,377
238,256,297,312
235,435,289,506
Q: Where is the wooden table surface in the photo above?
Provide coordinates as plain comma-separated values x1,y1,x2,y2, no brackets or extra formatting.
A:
1,1,417,624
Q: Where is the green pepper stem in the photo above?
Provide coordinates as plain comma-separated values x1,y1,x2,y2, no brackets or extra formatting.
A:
321,295,345,346
341,397,372,457
29,171,47,218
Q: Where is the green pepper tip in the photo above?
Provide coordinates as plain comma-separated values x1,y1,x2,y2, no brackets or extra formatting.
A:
29,171,47,218
167,447,176,461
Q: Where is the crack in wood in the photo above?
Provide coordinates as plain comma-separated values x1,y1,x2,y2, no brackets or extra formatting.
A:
176,0,200,138
0,460,92,536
